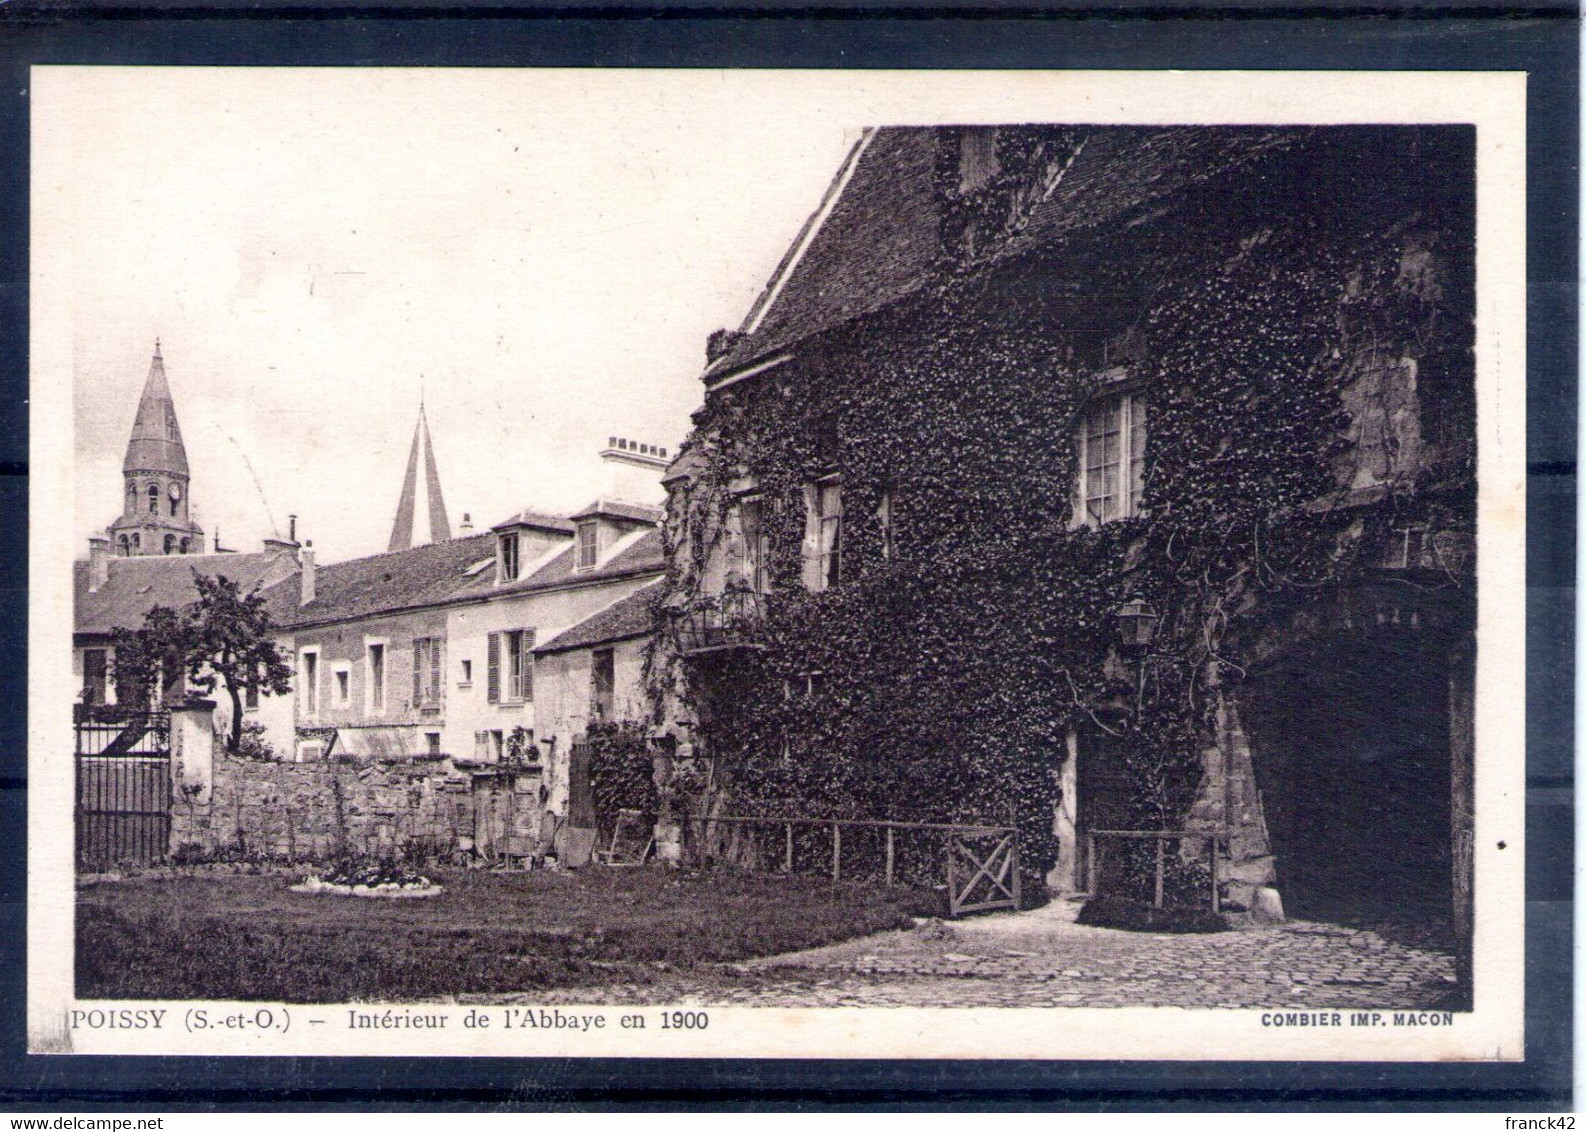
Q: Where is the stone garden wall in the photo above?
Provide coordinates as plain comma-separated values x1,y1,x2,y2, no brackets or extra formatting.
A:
170,750,549,863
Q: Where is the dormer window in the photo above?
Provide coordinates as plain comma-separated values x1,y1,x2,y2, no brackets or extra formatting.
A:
1075,393,1146,525
575,521,598,571
499,533,520,582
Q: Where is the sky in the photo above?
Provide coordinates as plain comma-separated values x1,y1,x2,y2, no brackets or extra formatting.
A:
48,69,859,565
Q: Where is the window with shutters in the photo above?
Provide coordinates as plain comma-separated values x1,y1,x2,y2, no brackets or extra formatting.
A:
590,648,616,721
411,637,443,708
487,629,535,703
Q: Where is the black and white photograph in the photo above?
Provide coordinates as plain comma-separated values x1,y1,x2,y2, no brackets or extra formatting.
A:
28,68,1526,1061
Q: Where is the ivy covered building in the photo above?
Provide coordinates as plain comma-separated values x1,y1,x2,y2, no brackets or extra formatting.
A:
648,126,1476,946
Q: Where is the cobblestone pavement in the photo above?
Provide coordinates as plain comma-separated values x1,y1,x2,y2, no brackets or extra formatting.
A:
514,900,1460,1009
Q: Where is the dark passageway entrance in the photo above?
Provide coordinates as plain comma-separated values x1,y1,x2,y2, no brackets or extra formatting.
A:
1246,633,1453,923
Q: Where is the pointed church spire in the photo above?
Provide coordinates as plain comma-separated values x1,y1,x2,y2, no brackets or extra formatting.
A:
123,340,189,477
387,404,453,552
420,406,452,544
107,341,204,556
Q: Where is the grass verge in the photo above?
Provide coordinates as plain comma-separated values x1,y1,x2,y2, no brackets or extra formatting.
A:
77,865,929,1002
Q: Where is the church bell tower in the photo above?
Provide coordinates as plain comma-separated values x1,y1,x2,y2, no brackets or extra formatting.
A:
107,341,206,556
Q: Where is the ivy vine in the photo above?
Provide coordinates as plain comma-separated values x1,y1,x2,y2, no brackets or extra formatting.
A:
646,129,1474,895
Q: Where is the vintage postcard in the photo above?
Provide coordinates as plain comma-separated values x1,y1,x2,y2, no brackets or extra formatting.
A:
28,67,1526,1060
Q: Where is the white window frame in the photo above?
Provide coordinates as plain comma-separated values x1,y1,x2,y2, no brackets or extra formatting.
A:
815,480,842,591
575,521,599,572
299,647,321,719
364,638,388,715
498,532,520,583
1074,391,1147,527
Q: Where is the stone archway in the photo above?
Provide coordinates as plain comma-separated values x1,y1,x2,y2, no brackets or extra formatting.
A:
1238,582,1472,931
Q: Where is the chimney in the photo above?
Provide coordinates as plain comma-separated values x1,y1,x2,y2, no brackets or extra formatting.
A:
706,328,743,364
88,537,110,592
459,512,473,534
300,541,316,607
288,514,297,543
598,435,670,506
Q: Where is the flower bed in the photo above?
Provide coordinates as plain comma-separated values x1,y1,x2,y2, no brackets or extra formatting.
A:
291,860,442,899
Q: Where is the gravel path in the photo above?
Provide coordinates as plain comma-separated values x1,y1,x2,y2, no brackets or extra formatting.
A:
507,899,1460,1010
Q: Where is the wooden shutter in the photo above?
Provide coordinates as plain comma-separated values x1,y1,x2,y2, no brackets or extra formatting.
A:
521,629,535,702
487,632,500,704
429,639,442,704
412,641,423,705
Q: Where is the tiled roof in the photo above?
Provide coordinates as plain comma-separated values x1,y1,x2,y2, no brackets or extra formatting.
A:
707,128,941,378
706,125,1307,378
535,578,663,654
268,532,497,628
450,527,666,600
74,551,293,638
491,509,576,534
568,499,665,524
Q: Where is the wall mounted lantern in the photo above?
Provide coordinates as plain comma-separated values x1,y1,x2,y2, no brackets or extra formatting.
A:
1116,598,1160,651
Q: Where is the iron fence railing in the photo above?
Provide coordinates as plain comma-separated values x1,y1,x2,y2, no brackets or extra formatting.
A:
674,590,767,655
74,711,170,757
74,710,172,868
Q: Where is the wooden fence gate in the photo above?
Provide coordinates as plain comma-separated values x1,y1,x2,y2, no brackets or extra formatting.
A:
75,711,172,869
946,825,1021,916
684,814,1022,918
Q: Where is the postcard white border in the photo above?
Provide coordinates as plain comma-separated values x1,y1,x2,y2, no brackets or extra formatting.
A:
29,67,1527,1061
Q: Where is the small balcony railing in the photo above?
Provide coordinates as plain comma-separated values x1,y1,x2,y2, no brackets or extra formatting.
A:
675,589,767,656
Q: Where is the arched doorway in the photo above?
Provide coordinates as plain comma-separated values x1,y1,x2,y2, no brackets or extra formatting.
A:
1241,590,1468,927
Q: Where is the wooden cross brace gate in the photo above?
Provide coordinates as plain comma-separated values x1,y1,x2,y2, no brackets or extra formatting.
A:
945,826,1021,917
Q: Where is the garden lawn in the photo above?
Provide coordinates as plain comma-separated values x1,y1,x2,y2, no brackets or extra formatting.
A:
76,866,926,1003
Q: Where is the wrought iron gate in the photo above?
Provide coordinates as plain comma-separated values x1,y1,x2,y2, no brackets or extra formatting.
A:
75,711,172,868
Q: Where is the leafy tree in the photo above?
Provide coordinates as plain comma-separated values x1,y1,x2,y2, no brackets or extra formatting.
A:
111,572,294,755
184,573,295,754
110,605,189,710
